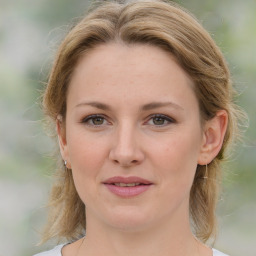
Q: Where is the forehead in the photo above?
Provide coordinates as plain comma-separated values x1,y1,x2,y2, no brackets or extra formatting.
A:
68,43,197,111
72,43,192,83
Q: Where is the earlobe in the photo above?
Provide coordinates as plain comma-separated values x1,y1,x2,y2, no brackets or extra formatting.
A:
198,110,228,165
56,116,70,167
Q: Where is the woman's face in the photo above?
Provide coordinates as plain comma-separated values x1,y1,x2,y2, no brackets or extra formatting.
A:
59,43,207,232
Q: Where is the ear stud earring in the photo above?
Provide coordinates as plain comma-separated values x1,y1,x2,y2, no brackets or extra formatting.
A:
64,160,71,170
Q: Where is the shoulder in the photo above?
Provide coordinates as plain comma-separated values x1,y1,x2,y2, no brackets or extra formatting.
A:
33,244,65,256
34,245,229,256
212,248,230,256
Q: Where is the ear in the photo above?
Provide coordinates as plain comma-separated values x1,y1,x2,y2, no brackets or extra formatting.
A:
198,110,228,165
56,116,71,168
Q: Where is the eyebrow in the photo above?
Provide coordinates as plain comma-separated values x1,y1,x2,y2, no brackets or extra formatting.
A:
140,102,184,111
75,101,184,111
75,101,111,111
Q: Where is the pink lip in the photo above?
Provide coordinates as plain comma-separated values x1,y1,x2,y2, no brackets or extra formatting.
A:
103,176,152,184
103,176,153,198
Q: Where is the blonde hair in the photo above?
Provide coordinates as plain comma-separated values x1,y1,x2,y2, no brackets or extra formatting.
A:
42,0,244,244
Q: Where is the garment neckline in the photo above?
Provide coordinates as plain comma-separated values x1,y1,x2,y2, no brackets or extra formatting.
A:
57,244,224,256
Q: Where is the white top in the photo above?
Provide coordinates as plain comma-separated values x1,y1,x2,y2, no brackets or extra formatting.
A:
34,244,229,256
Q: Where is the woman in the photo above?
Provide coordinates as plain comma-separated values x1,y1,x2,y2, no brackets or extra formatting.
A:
35,0,243,255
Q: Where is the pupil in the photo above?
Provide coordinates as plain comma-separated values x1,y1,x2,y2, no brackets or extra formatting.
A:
153,117,164,125
93,117,104,125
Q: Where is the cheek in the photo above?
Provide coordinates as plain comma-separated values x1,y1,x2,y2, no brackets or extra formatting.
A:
66,129,109,177
66,131,109,203
150,131,201,182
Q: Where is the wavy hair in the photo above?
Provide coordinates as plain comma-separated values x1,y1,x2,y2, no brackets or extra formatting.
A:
41,0,245,244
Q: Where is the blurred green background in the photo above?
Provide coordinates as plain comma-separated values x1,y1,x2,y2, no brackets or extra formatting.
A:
0,0,255,255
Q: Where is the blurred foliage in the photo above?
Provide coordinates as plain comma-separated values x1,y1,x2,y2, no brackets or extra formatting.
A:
0,0,255,256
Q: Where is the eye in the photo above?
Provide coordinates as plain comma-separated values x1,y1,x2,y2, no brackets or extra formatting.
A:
147,114,175,126
82,114,109,126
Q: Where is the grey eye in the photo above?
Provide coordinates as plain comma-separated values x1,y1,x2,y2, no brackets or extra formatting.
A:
152,116,166,125
82,115,108,126
91,117,105,125
147,114,175,126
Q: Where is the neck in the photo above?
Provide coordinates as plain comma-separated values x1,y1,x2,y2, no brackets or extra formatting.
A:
80,210,203,256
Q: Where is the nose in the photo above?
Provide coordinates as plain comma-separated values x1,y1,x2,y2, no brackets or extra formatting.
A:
109,123,145,167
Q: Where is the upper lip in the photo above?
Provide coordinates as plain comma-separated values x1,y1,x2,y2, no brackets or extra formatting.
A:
103,176,153,185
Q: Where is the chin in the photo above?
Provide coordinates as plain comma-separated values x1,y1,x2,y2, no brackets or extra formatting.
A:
104,206,155,232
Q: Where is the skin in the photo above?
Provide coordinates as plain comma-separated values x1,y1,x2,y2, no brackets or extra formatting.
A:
57,43,228,256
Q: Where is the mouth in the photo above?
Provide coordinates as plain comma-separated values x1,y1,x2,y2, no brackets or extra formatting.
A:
103,176,153,197
103,176,152,184
111,182,144,187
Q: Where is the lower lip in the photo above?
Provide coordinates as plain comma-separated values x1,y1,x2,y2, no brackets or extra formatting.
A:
104,184,152,197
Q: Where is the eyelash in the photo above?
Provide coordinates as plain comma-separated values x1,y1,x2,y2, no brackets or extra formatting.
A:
81,114,176,127
81,114,109,126
146,114,176,126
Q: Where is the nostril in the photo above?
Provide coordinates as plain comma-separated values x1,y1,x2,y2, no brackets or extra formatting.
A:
109,146,144,166
112,158,138,166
